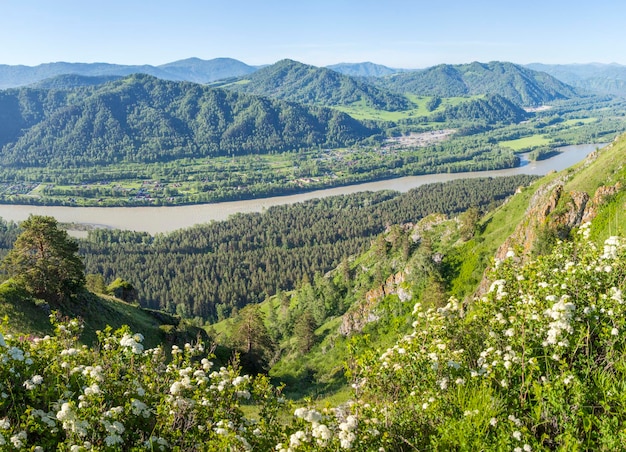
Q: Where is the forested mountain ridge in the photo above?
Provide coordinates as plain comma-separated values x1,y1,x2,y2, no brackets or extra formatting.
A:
526,62,626,96
218,59,413,110
0,74,378,167
0,57,258,89
433,94,529,124
375,61,578,106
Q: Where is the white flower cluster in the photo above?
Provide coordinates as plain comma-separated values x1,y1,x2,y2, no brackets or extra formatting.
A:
56,402,89,437
119,333,144,354
543,295,576,347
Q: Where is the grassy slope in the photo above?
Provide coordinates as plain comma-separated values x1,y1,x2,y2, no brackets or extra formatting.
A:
0,282,192,348
210,135,626,403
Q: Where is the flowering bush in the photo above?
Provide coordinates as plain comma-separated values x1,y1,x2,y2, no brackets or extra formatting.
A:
2,221,626,450
354,222,626,450
0,316,383,450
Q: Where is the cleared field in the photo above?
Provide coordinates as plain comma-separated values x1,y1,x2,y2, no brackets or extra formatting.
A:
499,134,551,150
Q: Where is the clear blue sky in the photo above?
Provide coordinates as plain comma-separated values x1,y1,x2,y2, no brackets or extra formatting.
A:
1,0,624,68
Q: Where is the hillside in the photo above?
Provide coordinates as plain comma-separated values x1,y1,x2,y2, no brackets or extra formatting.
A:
220,59,413,110
215,134,626,399
433,94,529,124
1,134,626,449
376,61,578,106
0,74,377,167
0,276,204,349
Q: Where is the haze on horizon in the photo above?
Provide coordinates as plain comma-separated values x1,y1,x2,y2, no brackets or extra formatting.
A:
1,0,625,69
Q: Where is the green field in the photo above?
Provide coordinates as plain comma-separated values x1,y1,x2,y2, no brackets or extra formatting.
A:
499,134,551,150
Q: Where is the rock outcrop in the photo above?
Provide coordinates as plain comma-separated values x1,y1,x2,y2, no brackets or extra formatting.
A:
339,271,406,336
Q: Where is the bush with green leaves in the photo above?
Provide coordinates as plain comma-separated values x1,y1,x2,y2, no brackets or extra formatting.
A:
0,315,383,450
353,222,626,450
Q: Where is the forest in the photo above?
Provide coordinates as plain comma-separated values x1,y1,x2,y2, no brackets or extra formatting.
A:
0,176,535,322
78,176,536,321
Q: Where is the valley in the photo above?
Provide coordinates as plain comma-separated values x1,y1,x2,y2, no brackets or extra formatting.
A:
0,143,601,234
1,55,626,450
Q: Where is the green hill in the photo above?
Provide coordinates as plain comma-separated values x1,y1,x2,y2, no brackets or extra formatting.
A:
376,61,578,106
0,74,378,168
220,59,413,111
433,94,529,124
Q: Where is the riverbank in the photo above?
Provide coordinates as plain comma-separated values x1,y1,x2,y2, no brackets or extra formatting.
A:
0,143,604,234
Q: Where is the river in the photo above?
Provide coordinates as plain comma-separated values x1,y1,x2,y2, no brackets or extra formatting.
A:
0,143,604,235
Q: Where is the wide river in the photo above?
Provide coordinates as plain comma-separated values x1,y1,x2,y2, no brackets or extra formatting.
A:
0,143,604,235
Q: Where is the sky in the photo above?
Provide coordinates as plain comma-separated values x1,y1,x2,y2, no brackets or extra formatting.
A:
1,0,625,69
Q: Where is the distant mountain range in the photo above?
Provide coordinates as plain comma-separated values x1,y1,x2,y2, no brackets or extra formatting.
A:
525,62,626,96
373,61,579,106
2,57,620,101
0,57,258,89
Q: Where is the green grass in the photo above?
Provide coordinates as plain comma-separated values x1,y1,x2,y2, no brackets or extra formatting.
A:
0,280,195,348
334,95,478,122
499,134,551,151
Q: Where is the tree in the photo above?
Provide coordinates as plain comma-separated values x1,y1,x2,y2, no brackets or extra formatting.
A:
1,215,85,303
231,305,274,373
106,277,138,303
293,309,317,353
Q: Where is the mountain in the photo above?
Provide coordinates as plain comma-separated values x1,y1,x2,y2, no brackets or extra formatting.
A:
28,74,122,89
326,61,406,77
0,57,259,89
526,62,626,96
157,57,258,83
375,61,578,106
220,59,413,111
0,74,378,168
433,93,529,124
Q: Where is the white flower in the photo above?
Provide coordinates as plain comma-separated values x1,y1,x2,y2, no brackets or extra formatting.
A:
120,333,144,354
513,430,522,441
611,328,619,336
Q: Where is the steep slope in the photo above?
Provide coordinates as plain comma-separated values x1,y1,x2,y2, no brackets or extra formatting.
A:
257,134,626,398
221,59,412,110
377,61,578,106
0,279,202,348
0,74,378,167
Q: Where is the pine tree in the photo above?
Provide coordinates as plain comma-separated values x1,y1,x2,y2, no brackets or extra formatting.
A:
1,215,85,304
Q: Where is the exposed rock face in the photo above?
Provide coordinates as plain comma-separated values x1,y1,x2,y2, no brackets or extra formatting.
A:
479,179,622,297
339,271,406,336
583,182,622,223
